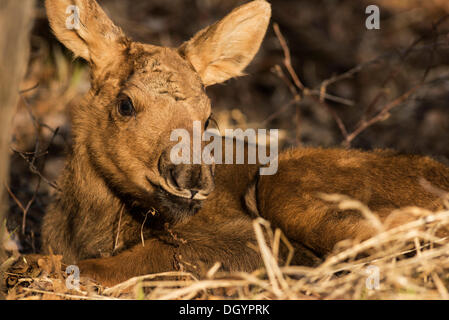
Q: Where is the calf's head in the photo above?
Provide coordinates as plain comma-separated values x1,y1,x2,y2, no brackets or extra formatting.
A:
46,0,271,223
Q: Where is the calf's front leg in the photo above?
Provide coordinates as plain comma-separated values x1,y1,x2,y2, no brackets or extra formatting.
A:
77,220,266,286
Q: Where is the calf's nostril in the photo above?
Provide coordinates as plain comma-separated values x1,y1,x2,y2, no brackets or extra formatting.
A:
190,190,199,199
164,163,215,199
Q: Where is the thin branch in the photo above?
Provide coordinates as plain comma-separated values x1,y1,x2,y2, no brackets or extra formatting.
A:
343,84,422,148
271,23,350,140
273,23,305,91
272,18,449,147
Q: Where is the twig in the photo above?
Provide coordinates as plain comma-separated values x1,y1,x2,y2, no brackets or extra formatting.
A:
102,271,197,296
21,287,119,300
140,214,148,247
343,84,421,148
272,19,449,147
273,23,304,91
113,204,125,252
272,23,350,140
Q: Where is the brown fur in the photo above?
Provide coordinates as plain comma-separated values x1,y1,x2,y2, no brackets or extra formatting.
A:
39,0,449,286
254,148,449,256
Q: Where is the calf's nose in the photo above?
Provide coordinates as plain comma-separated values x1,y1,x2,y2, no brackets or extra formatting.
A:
169,164,215,200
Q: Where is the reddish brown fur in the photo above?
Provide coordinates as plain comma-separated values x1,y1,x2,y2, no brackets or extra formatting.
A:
254,148,449,256
34,0,449,286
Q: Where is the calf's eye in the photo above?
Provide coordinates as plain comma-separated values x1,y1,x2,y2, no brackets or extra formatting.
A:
118,97,135,117
204,114,218,131
204,117,211,130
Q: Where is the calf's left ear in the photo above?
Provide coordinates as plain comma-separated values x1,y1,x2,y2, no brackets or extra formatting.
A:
179,0,271,87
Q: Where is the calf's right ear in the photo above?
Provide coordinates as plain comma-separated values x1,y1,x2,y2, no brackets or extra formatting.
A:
45,0,128,73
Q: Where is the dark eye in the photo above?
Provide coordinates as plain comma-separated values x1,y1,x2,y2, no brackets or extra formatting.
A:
204,114,218,131
204,117,211,130
118,97,135,117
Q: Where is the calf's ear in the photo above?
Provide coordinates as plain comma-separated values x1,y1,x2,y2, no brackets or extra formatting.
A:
45,0,128,73
179,0,271,87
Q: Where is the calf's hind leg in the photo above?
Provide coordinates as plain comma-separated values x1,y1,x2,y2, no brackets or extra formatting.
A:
250,151,449,257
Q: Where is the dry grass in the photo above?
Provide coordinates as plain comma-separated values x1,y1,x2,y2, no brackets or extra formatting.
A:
3,195,449,300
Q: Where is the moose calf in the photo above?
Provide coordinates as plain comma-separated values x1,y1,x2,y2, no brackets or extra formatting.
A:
20,0,449,286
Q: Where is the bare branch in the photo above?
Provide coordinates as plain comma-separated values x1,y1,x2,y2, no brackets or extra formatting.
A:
271,19,449,147
273,23,305,91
